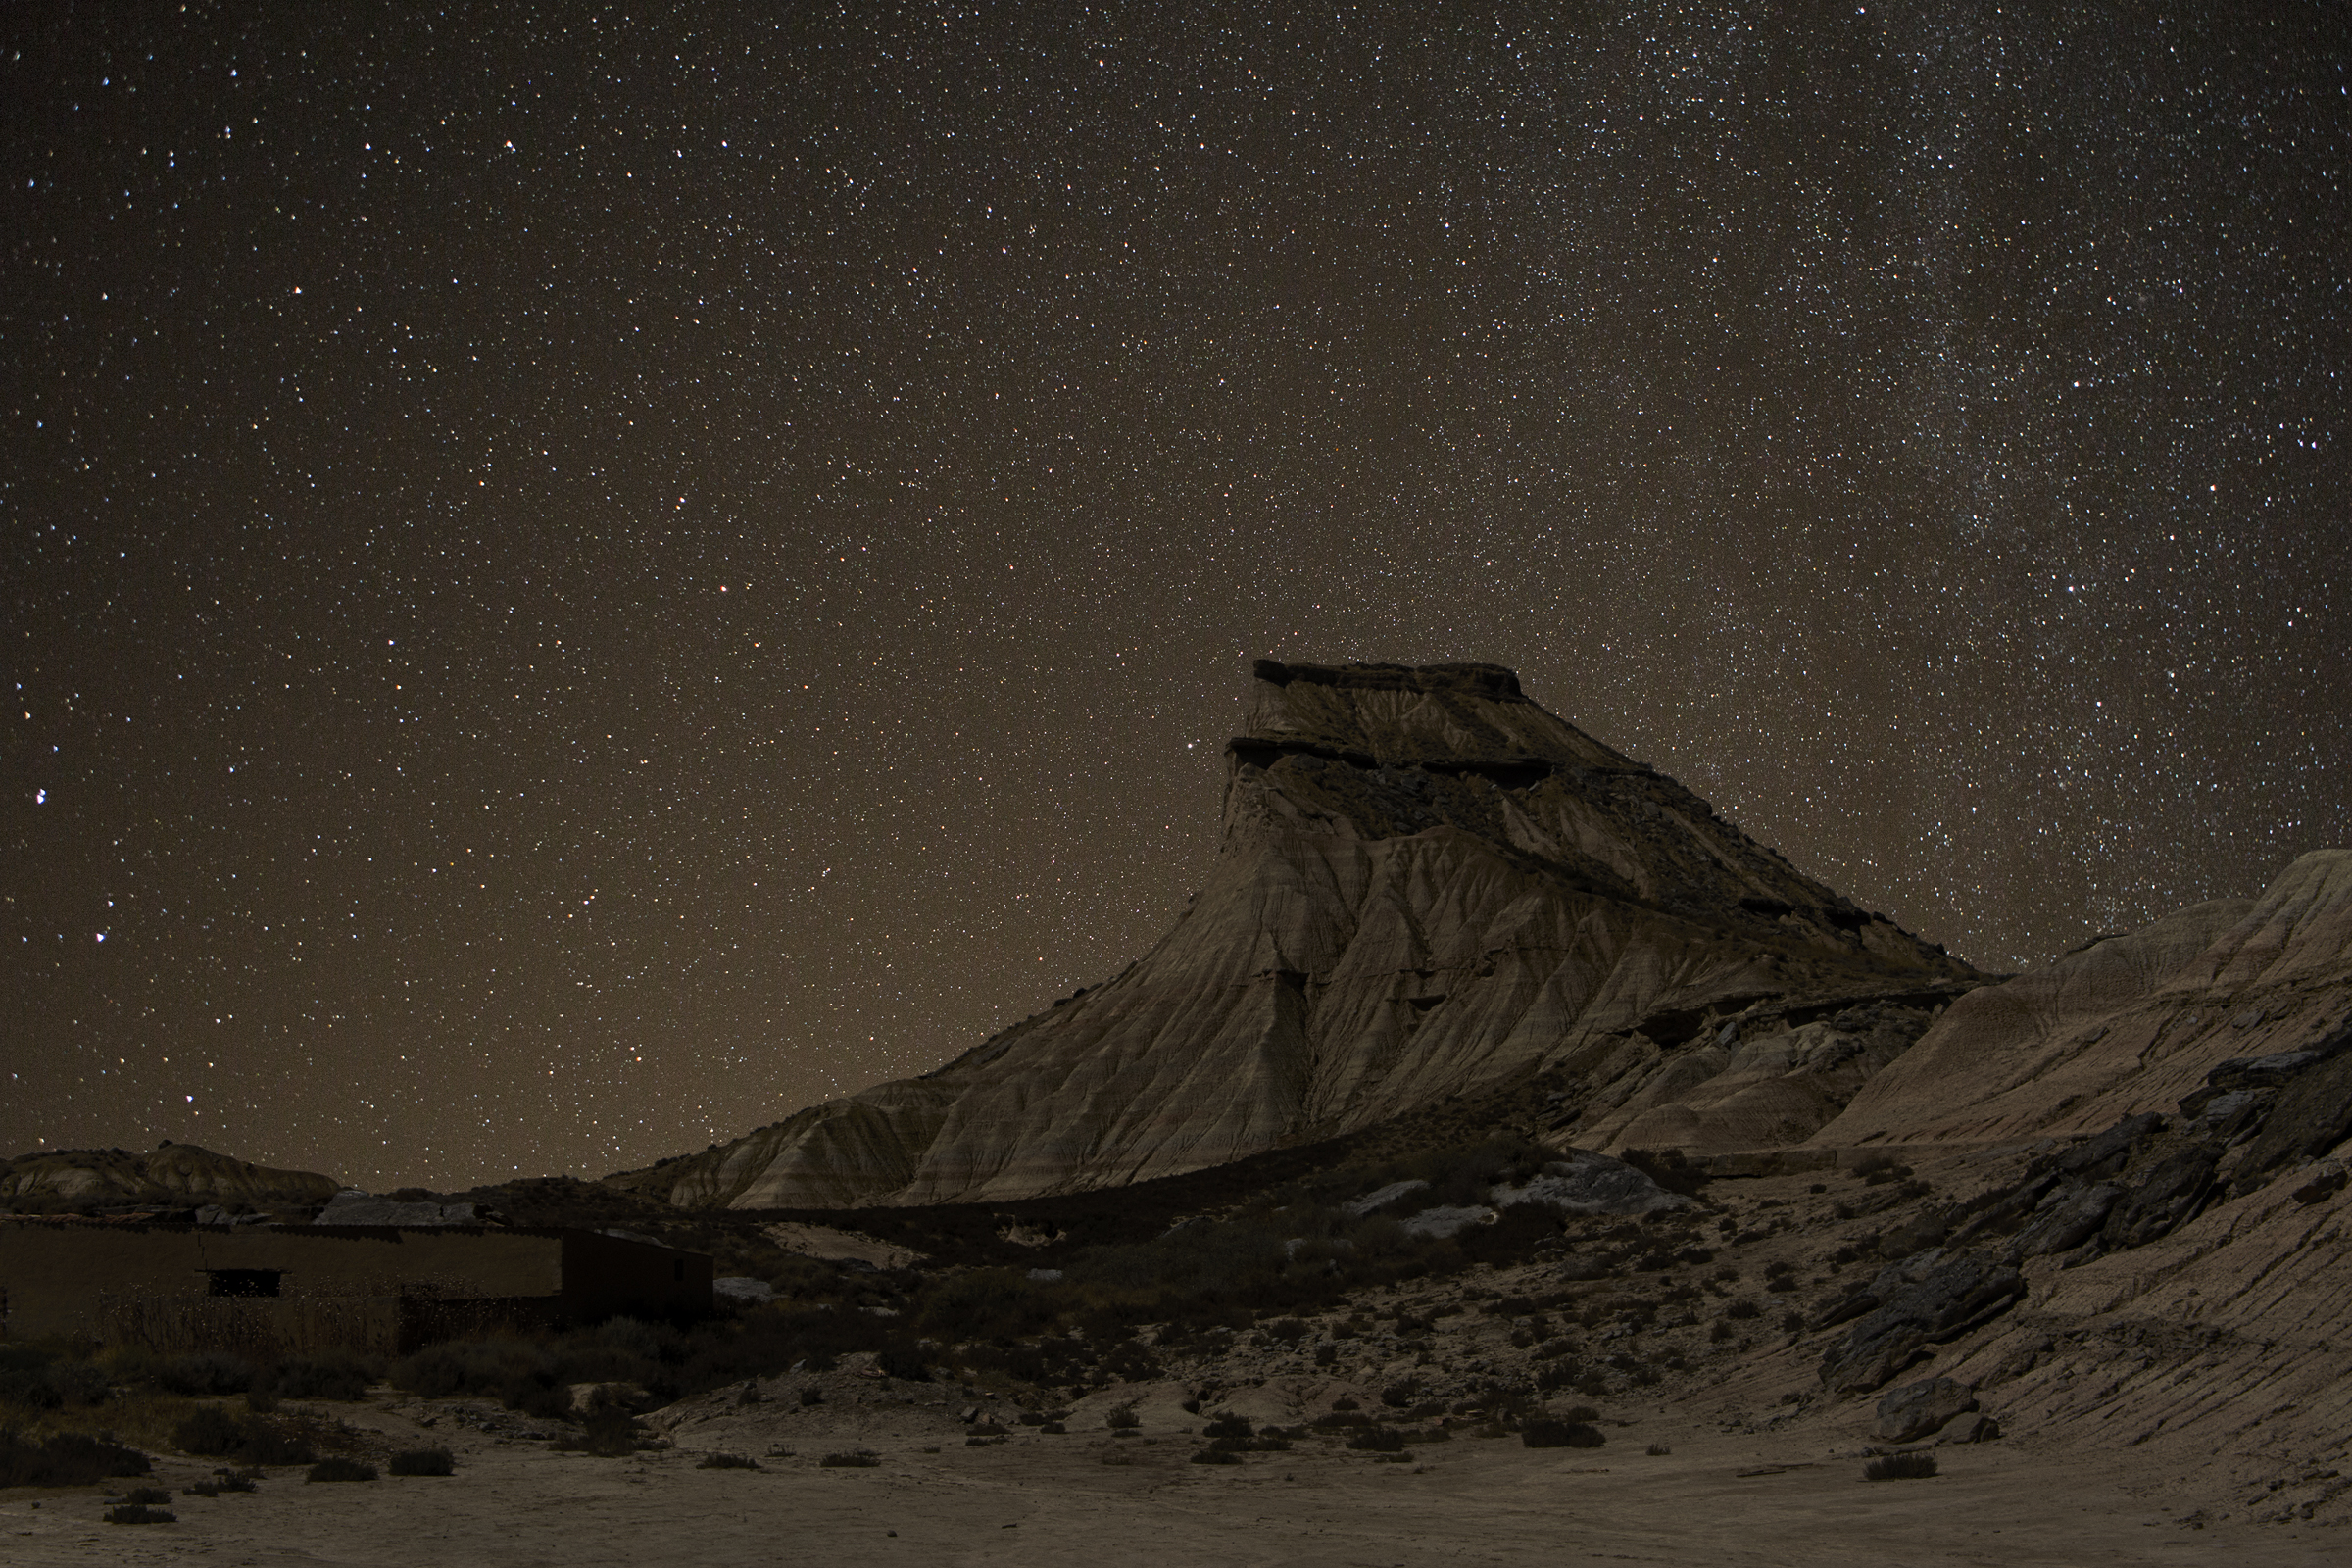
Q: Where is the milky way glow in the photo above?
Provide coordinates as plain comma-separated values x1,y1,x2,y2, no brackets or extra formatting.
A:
6,9,2344,1188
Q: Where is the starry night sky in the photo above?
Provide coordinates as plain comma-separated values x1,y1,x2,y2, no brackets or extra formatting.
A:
6,6,2345,1191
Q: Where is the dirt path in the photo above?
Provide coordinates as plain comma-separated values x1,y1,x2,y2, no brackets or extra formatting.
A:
4,1408,2342,1567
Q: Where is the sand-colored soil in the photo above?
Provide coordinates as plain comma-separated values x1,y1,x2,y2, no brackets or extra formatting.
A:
3,1385,2342,1568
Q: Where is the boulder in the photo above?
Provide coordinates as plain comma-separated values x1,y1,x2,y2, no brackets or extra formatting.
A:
1820,1257,2026,1394
2099,1148,2220,1249
2007,1183,2123,1261
1874,1377,1979,1443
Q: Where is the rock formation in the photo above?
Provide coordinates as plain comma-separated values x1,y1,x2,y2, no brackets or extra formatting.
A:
615,660,1975,1209
0,1140,341,1213
1809,848,2352,1151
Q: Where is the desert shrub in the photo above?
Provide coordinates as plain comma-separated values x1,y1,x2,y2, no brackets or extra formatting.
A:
270,1348,380,1401
156,1352,256,1396
696,1451,760,1469
0,1359,108,1410
172,1405,248,1457
1646,1443,1672,1455
551,1410,647,1458
1200,1413,1252,1440
121,1485,172,1504
819,1449,879,1468
1863,1450,1938,1481
172,1407,312,1466
106,1503,175,1524
1520,1420,1605,1449
391,1339,549,1400
49,1362,112,1406
1103,1404,1138,1429
1345,1429,1406,1452
1619,1148,1709,1197
1724,1299,1760,1320
305,1456,377,1483
1261,1316,1309,1343
1766,1277,1797,1295
182,1468,259,1496
388,1447,455,1476
1040,1420,1067,1434
233,1423,318,1467
0,1368,63,1410
1188,1447,1241,1465
1380,1380,1421,1409
799,1385,824,1406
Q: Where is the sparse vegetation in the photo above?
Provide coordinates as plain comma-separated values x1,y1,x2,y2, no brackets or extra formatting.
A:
1520,1420,1605,1449
1863,1450,1938,1481
105,1502,175,1524
696,1451,760,1469
0,1429,151,1488
819,1449,880,1468
388,1447,456,1476
171,1404,319,1466
304,1456,378,1483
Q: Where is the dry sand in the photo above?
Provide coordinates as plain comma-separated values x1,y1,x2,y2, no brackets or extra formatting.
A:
4,1390,2342,1568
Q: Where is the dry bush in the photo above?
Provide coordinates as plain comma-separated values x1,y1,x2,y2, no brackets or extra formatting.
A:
696,1451,760,1469
388,1447,455,1476
819,1449,880,1468
304,1456,377,1483
1520,1420,1605,1449
0,1430,151,1488
1863,1450,1938,1481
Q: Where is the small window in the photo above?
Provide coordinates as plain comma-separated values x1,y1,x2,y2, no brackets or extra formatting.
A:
672,1260,685,1283
204,1269,283,1298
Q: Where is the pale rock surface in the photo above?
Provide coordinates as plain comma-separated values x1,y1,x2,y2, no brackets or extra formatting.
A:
1812,849,2352,1149
615,661,1970,1208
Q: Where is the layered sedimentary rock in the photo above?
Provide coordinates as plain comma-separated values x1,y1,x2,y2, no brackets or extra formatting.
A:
616,660,1973,1209
1810,849,2352,1150
0,1140,341,1212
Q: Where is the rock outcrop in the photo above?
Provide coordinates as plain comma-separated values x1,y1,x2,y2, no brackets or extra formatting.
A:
0,1141,341,1213
616,660,1974,1209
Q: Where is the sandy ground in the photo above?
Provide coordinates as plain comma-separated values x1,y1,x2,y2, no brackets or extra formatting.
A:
4,1392,2344,1568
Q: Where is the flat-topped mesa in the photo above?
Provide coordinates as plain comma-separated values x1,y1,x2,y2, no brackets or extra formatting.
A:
611,660,1977,1210
1227,660,1941,964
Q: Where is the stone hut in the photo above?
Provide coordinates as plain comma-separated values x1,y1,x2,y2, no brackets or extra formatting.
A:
0,1216,714,1355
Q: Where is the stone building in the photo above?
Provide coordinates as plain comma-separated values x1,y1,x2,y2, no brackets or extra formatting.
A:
0,1216,713,1355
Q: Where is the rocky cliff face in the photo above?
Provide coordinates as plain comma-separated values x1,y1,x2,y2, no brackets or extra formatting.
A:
615,661,1975,1209
0,1140,341,1212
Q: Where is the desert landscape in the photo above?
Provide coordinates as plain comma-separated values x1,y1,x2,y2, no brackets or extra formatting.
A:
6,662,2351,1563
